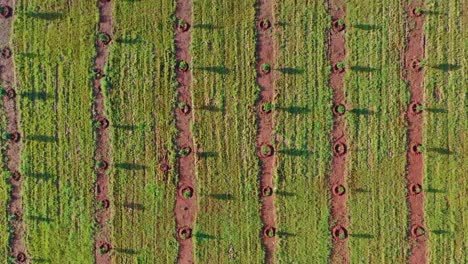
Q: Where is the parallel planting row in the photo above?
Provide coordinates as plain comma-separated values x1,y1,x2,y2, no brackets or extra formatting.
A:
0,0,464,263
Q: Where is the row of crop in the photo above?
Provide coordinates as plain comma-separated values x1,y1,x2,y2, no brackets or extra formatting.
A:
104,0,178,262
423,0,466,262
190,0,263,262
13,0,96,263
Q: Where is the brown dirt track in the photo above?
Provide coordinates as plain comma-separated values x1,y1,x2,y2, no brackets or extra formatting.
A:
93,0,113,263
404,1,427,263
174,0,196,263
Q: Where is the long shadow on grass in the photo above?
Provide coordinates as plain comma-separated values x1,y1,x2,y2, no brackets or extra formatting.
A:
193,24,217,30
277,231,297,238
26,12,64,20
278,67,304,75
196,66,230,75
114,124,137,130
116,163,146,170
426,187,446,194
195,232,218,241
354,188,370,193
424,10,447,16
21,91,48,101
276,106,310,114
198,151,218,158
432,229,450,235
278,149,310,157
351,66,379,72
349,108,374,116
29,172,53,181
28,215,53,223
350,233,374,239
428,147,453,155
432,63,461,71
27,135,57,143
426,108,447,114
208,193,235,200
115,248,139,255
353,24,381,31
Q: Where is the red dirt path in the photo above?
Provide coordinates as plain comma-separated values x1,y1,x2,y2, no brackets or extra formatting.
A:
255,0,277,263
174,0,196,263
404,1,427,263
1,0,28,262
328,0,349,263
93,0,113,263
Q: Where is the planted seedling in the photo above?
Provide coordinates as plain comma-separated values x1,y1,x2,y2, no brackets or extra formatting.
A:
0,5,12,19
412,7,423,17
411,225,426,237
180,186,194,199
0,87,7,96
259,144,274,157
412,144,424,154
333,19,346,32
177,18,190,32
178,227,192,240
262,186,273,197
96,160,108,171
410,183,423,195
1,47,11,59
332,226,348,240
334,104,346,116
98,32,111,45
259,18,271,30
16,252,26,263
261,102,273,113
333,185,346,196
99,243,111,254
334,62,345,73
178,146,192,157
2,132,20,142
178,60,189,72
333,142,347,156
261,63,271,74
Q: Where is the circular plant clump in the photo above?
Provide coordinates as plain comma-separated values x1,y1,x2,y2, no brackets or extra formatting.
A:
179,146,192,157
333,104,346,116
411,225,426,238
11,171,21,181
260,63,271,74
411,143,423,155
258,144,274,158
333,142,347,157
332,184,346,196
16,252,26,263
410,183,423,195
6,132,21,142
178,60,189,72
332,225,348,240
6,88,16,99
334,62,346,73
260,102,273,114
96,160,108,171
1,47,12,59
178,227,193,240
177,18,190,32
96,116,109,129
410,102,423,114
159,162,170,172
94,68,105,79
179,185,194,199
411,7,423,17
263,226,276,238
98,32,112,45
411,59,422,72
178,102,191,115
259,18,271,30
262,186,273,197
333,19,345,32
0,5,12,19
99,243,111,254
100,199,110,209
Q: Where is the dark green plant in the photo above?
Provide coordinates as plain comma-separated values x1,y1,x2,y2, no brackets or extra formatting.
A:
262,102,273,112
2,132,14,140
261,146,271,155
177,102,186,109
98,33,109,42
261,63,271,72
179,61,189,71
336,62,345,70
179,148,190,156
337,19,345,26
336,105,345,114
414,7,423,15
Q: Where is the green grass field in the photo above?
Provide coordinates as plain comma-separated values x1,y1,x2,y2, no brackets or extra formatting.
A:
424,0,467,263
13,0,96,262
274,1,332,263
105,0,178,262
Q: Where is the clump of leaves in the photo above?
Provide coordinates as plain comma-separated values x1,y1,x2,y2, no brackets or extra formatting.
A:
178,18,186,27
178,60,189,71
337,19,345,26
178,147,190,156
414,7,423,16
177,102,186,109
262,102,273,112
336,105,346,114
98,33,109,42
182,188,192,199
336,62,345,70
266,229,275,237
261,145,271,155
2,132,14,140
96,161,106,169
261,63,271,72
416,145,425,153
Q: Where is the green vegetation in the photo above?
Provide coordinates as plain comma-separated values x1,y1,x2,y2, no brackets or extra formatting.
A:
105,0,178,262
261,63,271,72
13,1,96,262
262,102,273,112
424,0,466,262
191,0,262,262
345,0,409,262
274,1,332,263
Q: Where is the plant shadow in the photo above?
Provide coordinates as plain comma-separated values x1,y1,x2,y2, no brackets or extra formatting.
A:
353,24,381,31
116,37,143,44
351,66,379,72
29,215,53,223
197,66,230,75
195,232,218,241
29,172,53,181
277,106,310,114
123,202,145,211
278,149,310,157
428,147,453,155
114,124,137,130
278,67,304,75
198,151,218,158
31,258,51,263
193,24,216,30
27,135,57,143
432,63,461,71
21,91,48,101
432,229,450,235
350,233,374,239
116,163,146,170
426,188,446,194
350,108,375,116
277,231,297,238
426,108,447,114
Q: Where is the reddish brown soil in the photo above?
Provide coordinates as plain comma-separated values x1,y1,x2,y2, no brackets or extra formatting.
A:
174,1,196,263
328,0,349,263
1,0,28,262
404,1,427,263
93,0,112,263
255,0,277,262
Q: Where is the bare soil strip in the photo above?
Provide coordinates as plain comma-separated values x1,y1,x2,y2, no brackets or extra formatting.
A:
93,0,113,263
328,0,349,263
404,1,427,263
255,0,277,262
174,0,196,263
1,0,28,262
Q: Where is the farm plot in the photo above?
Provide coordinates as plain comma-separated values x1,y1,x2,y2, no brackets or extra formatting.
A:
273,1,332,263
12,0,96,262
104,0,178,262
345,0,409,262
190,0,263,262
423,0,467,262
